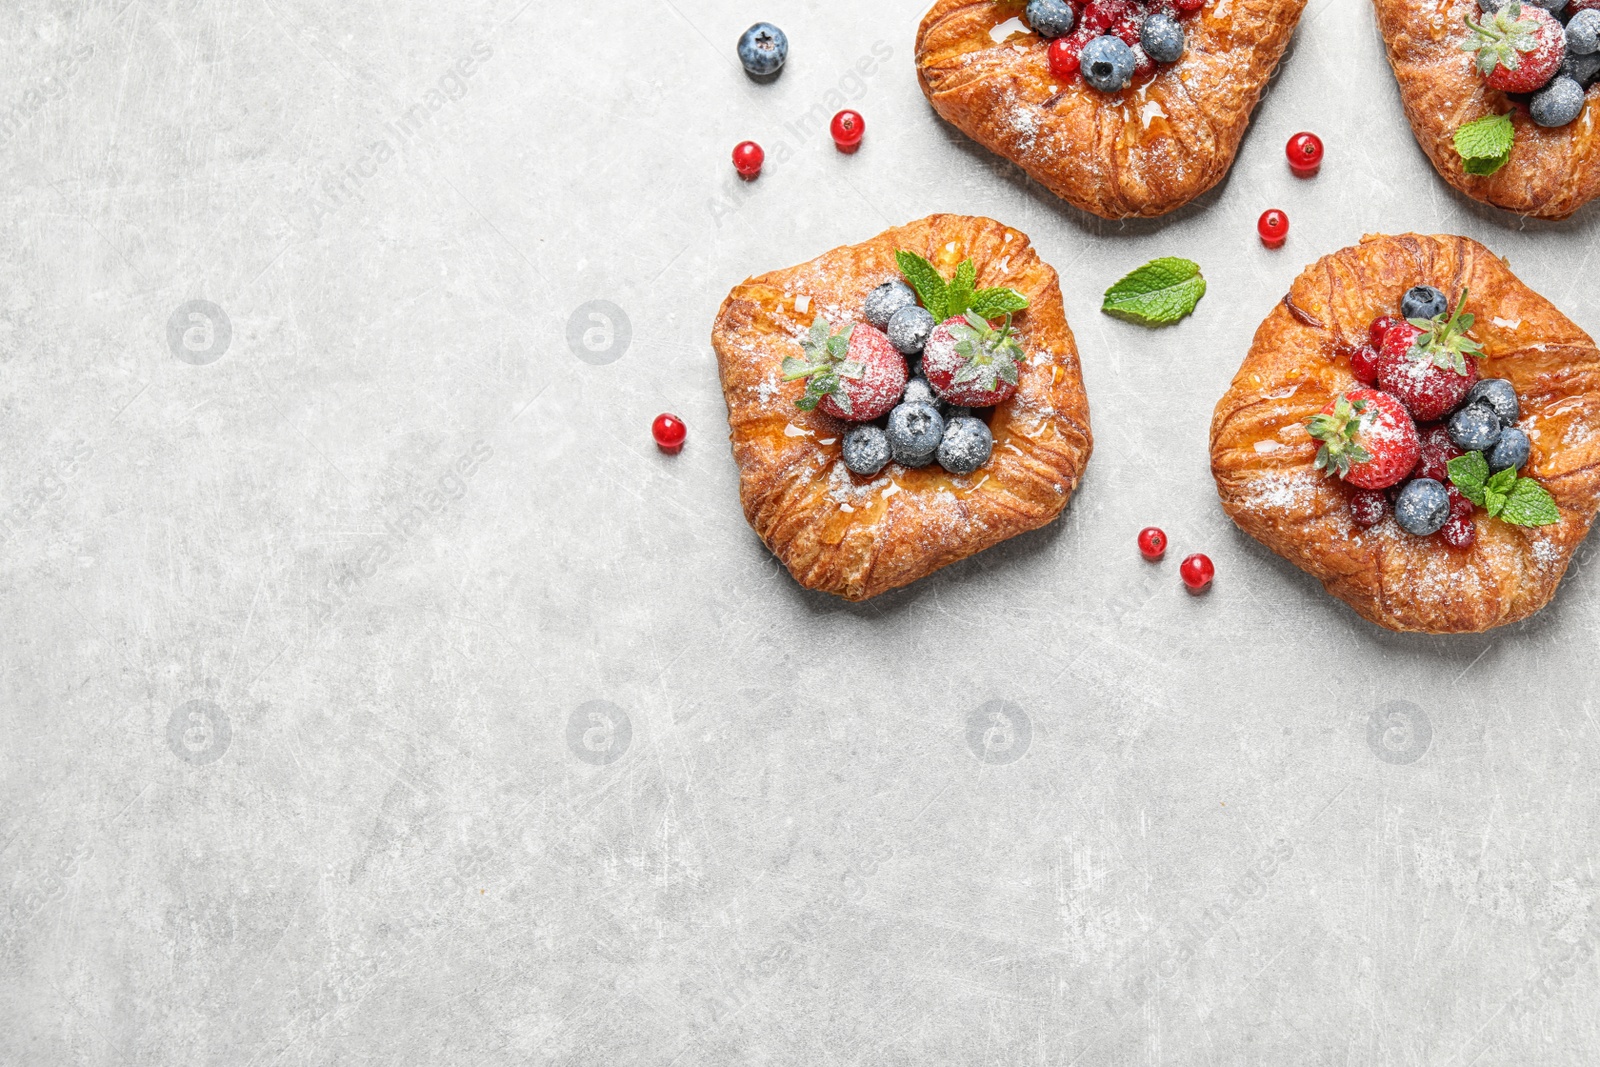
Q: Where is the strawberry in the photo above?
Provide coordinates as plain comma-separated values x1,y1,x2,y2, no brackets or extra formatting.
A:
1462,2,1565,95
1375,289,1483,421
1306,389,1421,490
783,317,907,422
1415,423,1463,482
921,312,1027,407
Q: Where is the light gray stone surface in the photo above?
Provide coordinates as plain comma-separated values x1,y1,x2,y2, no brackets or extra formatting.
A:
4,0,1600,1063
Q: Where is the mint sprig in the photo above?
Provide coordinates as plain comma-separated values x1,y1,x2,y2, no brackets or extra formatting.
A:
1453,113,1515,176
1101,257,1206,327
894,250,1028,323
1447,450,1560,526
781,316,859,414
1406,288,1484,376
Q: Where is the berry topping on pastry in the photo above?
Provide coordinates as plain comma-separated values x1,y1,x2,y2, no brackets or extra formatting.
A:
1308,389,1422,490
1415,424,1464,482
1463,2,1567,93
1401,285,1449,321
1081,35,1138,91
886,401,945,468
1349,489,1390,527
1350,345,1382,385
922,313,1028,407
865,280,918,329
936,415,995,475
887,305,935,355
1374,289,1484,421
1026,0,1077,38
1394,478,1452,535
1465,377,1521,425
783,318,908,421
842,424,892,477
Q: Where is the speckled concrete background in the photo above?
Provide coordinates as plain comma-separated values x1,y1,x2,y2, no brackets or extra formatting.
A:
4,0,1600,1063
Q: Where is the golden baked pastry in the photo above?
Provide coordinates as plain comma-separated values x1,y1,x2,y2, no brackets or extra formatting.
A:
1374,0,1600,219
1210,233,1600,633
914,0,1308,219
711,214,1093,601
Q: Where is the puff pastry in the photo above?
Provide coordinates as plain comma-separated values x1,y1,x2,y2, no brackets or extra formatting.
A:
914,0,1308,219
1210,233,1600,633
1374,0,1600,220
712,214,1093,601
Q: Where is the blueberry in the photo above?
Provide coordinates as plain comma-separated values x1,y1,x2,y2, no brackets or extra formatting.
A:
1531,76,1586,127
1478,0,1506,8
1464,378,1519,426
936,416,994,475
886,402,945,467
1395,479,1451,536
842,424,890,476
1561,49,1600,88
1141,13,1185,64
887,305,935,356
1401,285,1449,322
1527,0,1567,11
901,376,943,411
1488,426,1531,472
1447,403,1504,452
1080,36,1136,93
1026,0,1076,37
864,280,917,329
1571,10,1600,55
946,406,973,420
737,23,788,78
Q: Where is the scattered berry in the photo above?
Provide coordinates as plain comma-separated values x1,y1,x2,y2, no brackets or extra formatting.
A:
1401,285,1449,321
1395,478,1451,535
1447,402,1504,452
921,315,1027,407
1488,425,1532,471
865,280,917,329
652,413,687,453
1569,9,1600,53
1350,489,1390,527
1350,345,1381,385
831,110,866,152
737,23,788,78
1180,553,1215,593
1465,378,1520,425
842,424,891,477
1138,526,1168,560
1532,75,1586,126
887,305,936,356
1306,389,1421,490
1048,34,1087,79
1142,13,1186,63
1258,209,1289,247
732,141,764,179
1027,0,1078,37
1369,315,1406,349
937,416,994,475
1416,424,1464,482
1464,4,1566,94
1286,132,1324,176
886,402,945,468
1081,34,1137,92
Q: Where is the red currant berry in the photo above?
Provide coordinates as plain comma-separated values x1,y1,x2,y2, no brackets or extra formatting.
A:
652,413,687,454
1368,315,1403,350
1047,37,1082,80
1287,131,1323,176
1441,511,1476,550
1173,0,1205,11
1350,489,1388,527
732,141,764,179
1350,345,1380,385
830,110,865,152
1138,527,1168,561
1258,209,1289,248
1180,553,1215,593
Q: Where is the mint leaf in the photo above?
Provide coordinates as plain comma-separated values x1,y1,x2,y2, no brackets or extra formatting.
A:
969,287,1029,319
945,260,976,323
895,250,948,322
1448,451,1490,506
1501,478,1561,526
1454,113,1514,176
1487,466,1517,495
1102,257,1206,326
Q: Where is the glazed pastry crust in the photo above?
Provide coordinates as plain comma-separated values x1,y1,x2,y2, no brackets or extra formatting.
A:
914,0,1308,219
712,215,1093,602
1374,0,1600,220
1210,233,1600,633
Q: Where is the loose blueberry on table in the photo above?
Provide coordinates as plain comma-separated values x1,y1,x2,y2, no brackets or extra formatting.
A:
1027,0,1205,91
785,250,1032,480
1307,285,1561,545
737,22,788,78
